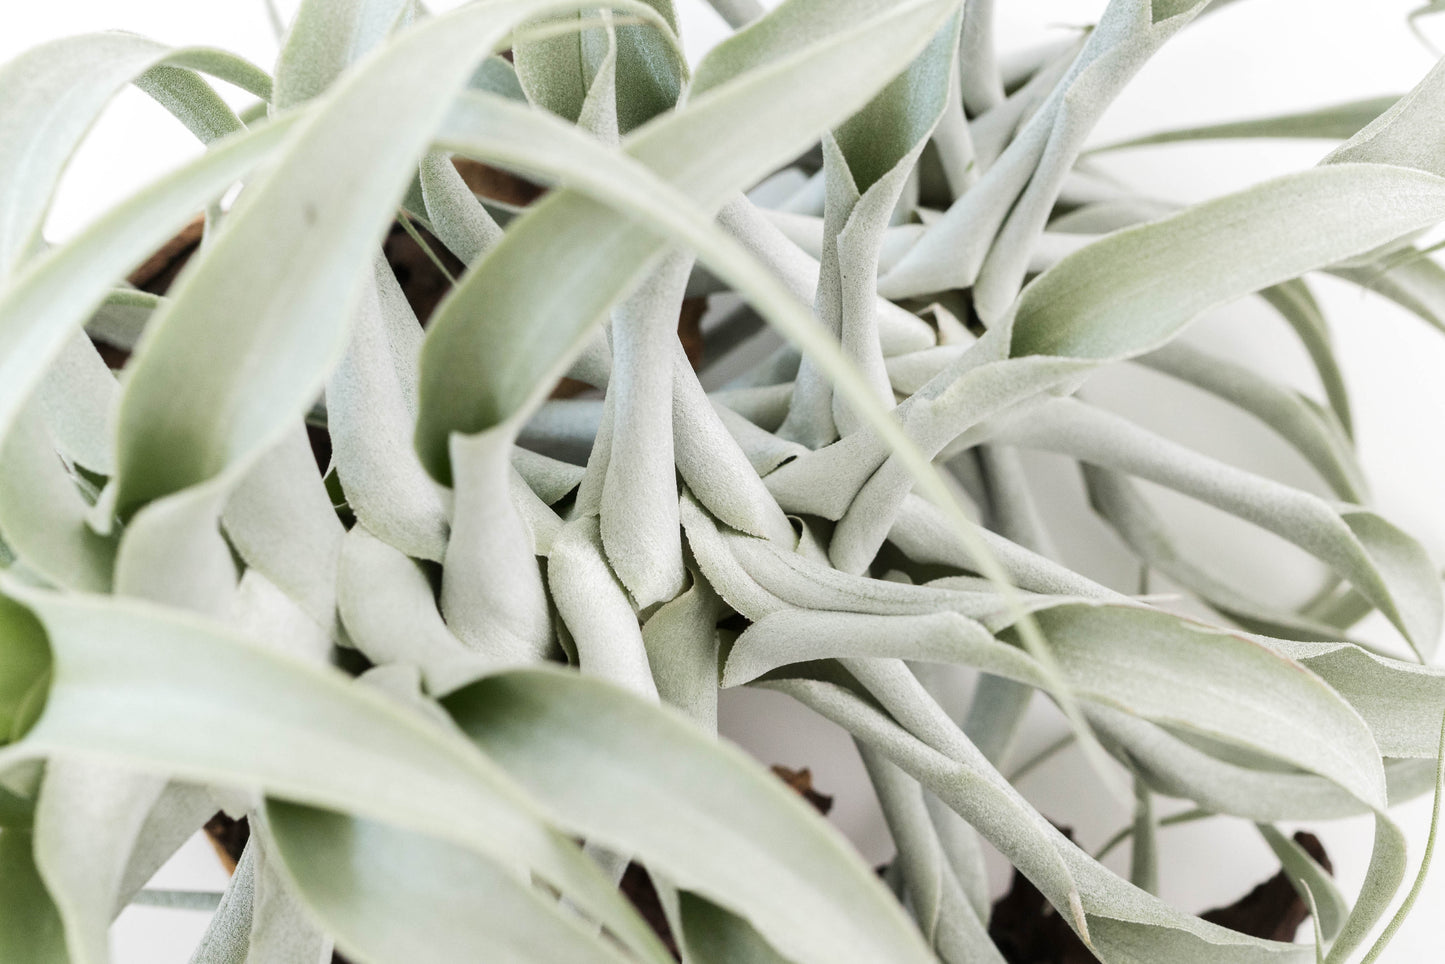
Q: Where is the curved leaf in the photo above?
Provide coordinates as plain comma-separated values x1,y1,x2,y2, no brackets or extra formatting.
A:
265,802,637,964
1010,164,1445,361
447,667,937,964
1089,96,1397,152
0,579,671,964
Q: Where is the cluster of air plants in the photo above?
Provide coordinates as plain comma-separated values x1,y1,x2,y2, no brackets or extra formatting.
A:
2,0,1445,961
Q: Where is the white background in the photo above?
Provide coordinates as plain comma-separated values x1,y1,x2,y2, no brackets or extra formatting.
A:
3,1,1444,960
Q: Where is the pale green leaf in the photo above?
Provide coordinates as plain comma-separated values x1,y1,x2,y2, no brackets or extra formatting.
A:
34,759,164,964
1090,96,1398,152
676,892,793,964
0,579,671,964
0,828,71,964
0,33,269,276
1257,824,1348,941
1010,164,1445,361
265,802,635,964
447,667,938,964
111,0,665,518
415,0,962,480
0,115,300,466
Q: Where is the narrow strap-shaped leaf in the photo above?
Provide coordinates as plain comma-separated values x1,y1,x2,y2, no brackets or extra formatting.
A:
965,37,1078,175
1324,54,1445,176
33,758,165,964
326,257,449,561
237,828,333,964
419,151,503,264
132,63,250,145
676,892,792,964
513,11,596,125
517,1,685,136
1128,777,1158,895
34,331,118,475
808,358,1094,576
1258,280,1354,440
578,22,622,144
115,485,238,615
336,525,490,696
601,250,691,606
721,529,1017,619
446,667,939,964
1009,164,1445,361
0,405,116,592
766,350,1053,524
782,133,923,444
780,145,843,448
442,426,554,666
1037,213,1359,441
964,445,1056,765
764,672,1311,961
1081,465,1352,641
681,494,814,619
1135,340,1366,501
0,829,71,964
1091,707,1392,822
931,55,978,197
272,0,413,109
548,515,659,698
1256,824,1348,941
714,402,810,475
222,425,344,633
995,397,1442,657
130,889,223,911
416,0,961,481
112,0,673,518
1330,249,1445,338
1326,813,1409,963
264,802,639,964
920,788,993,925
84,288,160,354
189,840,258,964
1358,713,1445,964
114,783,220,912
0,114,300,464
835,10,957,194
889,494,1124,601
641,569,726,732
609,0,687,135
727,531,1005,623
971,0,1212,320
0,33,270,277
0,579,670,964
881,0,1208,304
1006,604,1388,809
511,447,584,504
1089,95,1398,152
719,199,937,358
723,609,1036,688
1268,638,1445,760
858,743,1003,963
958,0,1003,114
230,566,336,666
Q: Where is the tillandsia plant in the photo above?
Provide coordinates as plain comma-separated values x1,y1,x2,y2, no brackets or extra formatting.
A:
4,0,1445,961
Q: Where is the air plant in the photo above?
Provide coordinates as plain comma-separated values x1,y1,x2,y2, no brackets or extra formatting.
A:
0,0,1444,962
